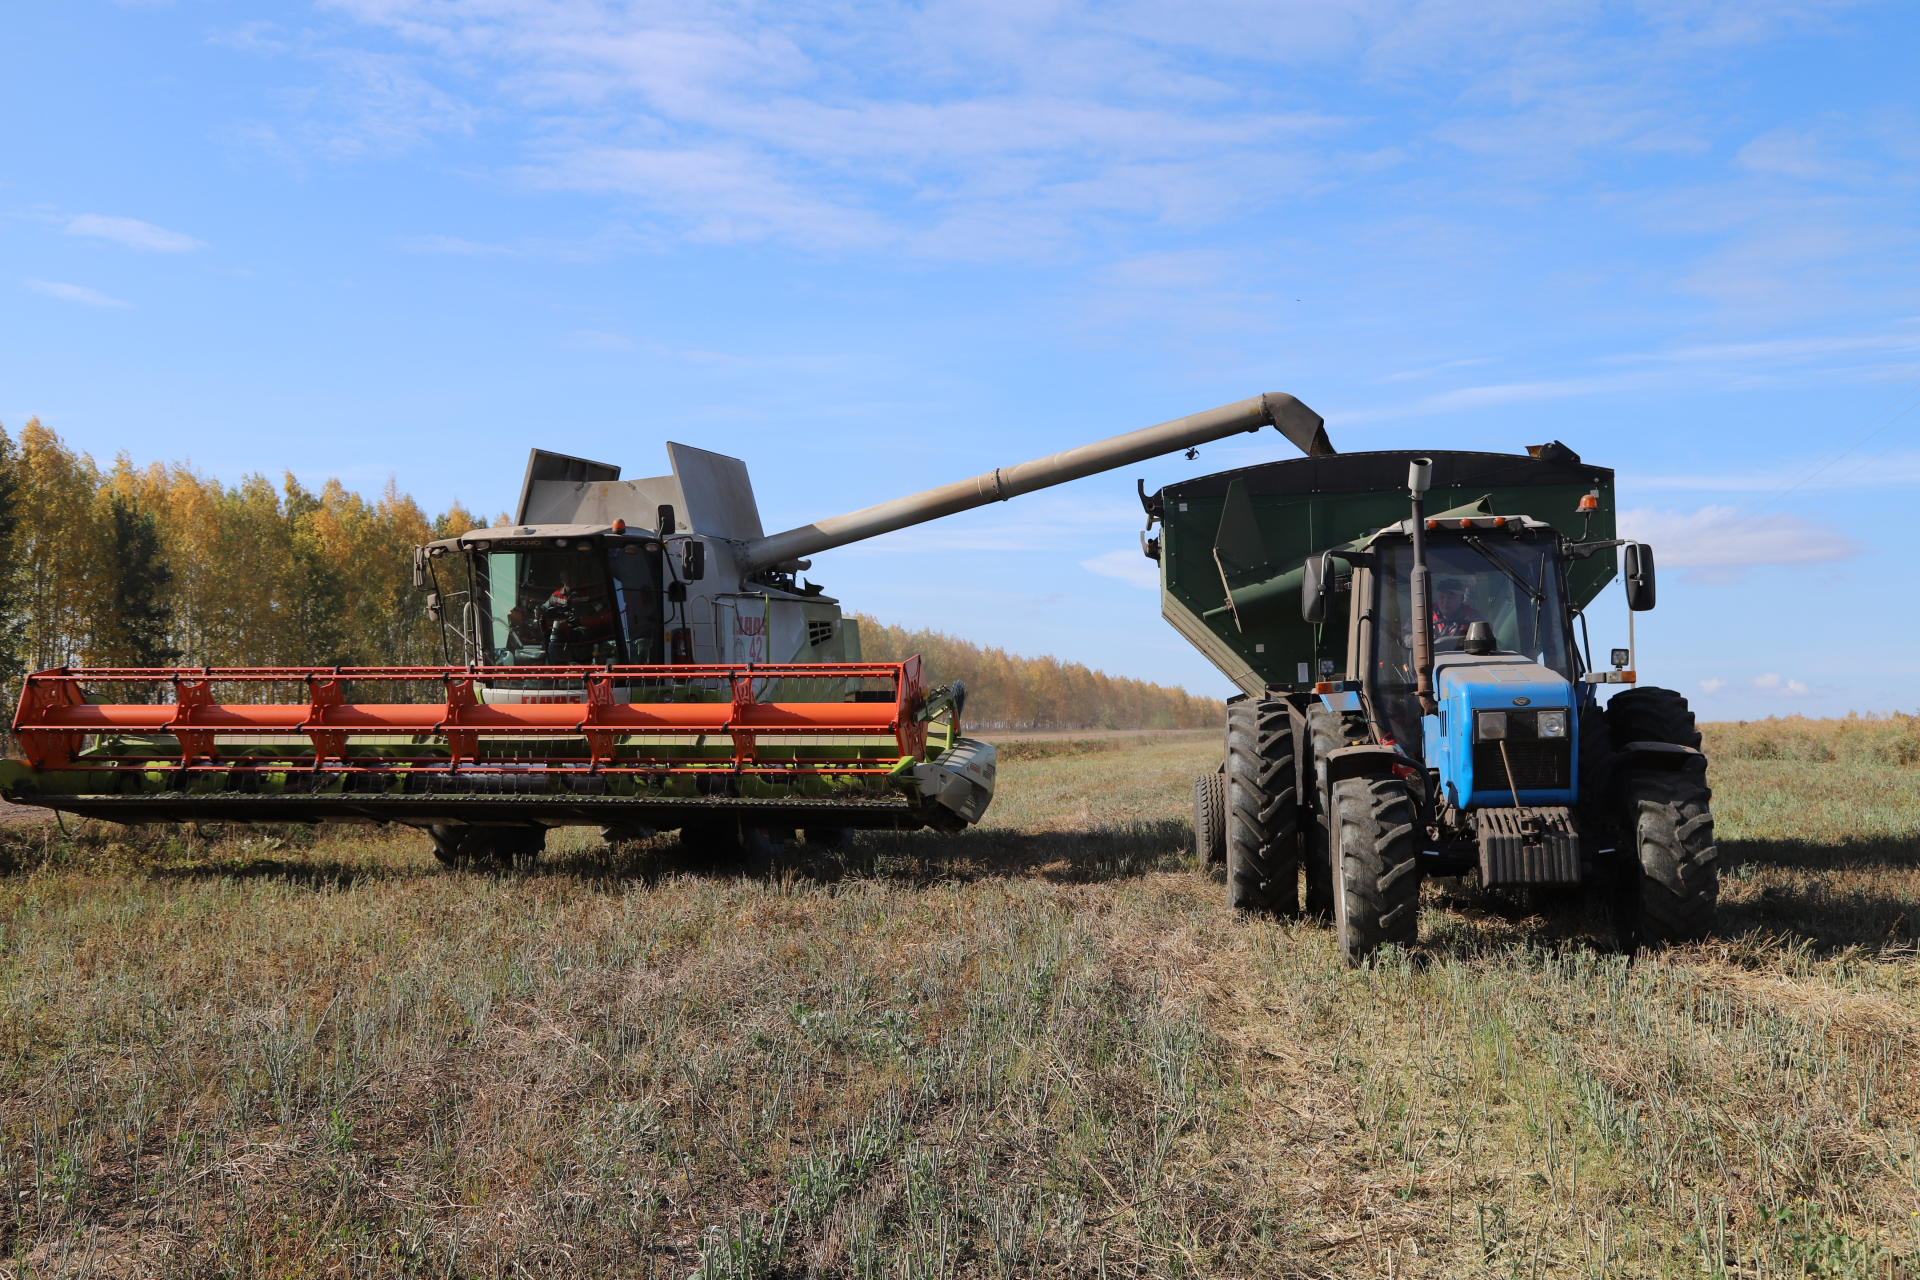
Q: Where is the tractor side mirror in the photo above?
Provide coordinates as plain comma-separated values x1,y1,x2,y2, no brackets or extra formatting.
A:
658,504,676,537
1624,543,1656,611
682,539,706,582
412,546,427,589
1301,552,1334,624
426,592,443,623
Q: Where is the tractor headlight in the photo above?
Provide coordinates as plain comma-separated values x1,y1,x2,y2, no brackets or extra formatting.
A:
1475,711,1508,740
1537,710,1568,739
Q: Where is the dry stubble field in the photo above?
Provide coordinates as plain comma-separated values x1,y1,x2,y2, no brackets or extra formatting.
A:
0,717,1917,1278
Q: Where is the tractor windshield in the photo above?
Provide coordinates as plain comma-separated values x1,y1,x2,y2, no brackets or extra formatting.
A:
1372,531,1577,748
473,546,661,665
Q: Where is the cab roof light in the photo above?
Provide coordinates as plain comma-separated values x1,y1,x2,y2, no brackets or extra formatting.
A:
612,518,627,533
1578,490,1599,512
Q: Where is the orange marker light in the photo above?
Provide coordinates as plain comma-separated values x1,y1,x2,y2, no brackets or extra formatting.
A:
1578,492,1599,511
612,518,627,533
1459,518,1472,528
1426,519,1438,529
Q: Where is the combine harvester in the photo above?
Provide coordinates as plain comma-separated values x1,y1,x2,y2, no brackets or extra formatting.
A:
1154,436,1714,957
4,394,1330,866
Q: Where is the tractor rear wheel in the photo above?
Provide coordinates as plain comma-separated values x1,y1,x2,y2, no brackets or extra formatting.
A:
1225,699,1299,913
1305,705,1369,918
1193,771,1226,864
1331,773,1420,964
1620,770,1717,946
1605,686,1701,749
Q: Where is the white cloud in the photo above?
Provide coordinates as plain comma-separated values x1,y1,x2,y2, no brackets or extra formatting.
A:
63,214,204,252
1699,677,1727,694
1750,672,1813,697
1080,548,1160,588
27,280,132,308
1615,505,1862,571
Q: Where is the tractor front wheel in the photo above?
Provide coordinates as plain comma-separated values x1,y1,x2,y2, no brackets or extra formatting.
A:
1193,771,1226,865
1620,769,1717,947
429,824,544,870
1225,699,1299,914
1331,773,1420,964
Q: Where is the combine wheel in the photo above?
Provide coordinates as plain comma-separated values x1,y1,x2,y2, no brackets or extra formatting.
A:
1192,770,1226,864
803,827,853,851
1619,770,1718,947
1224,699,1299,914
1331,773,1420,964
429,825,544,870
1305,706,1369,918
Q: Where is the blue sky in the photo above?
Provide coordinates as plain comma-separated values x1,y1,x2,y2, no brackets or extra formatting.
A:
4,0,1918,716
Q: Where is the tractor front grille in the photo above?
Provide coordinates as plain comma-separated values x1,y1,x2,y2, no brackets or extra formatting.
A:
1473,741,1570,792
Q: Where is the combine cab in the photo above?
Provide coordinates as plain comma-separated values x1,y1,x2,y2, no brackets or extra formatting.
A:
6,393,1332,864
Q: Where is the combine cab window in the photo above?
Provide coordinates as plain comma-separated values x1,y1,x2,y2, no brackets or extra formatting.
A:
1373,533,1576,748
477,549,627,665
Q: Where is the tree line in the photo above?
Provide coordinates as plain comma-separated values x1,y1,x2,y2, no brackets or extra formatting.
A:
852,616,1225,731
0,418,1223,731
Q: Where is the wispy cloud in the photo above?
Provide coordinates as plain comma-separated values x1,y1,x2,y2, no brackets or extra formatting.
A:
27,280,132,308
63,214,204,252
1616,505,1862,578
1080,548,1159,588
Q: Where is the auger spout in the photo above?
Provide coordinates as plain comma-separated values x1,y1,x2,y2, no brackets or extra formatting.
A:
738,392,1330,574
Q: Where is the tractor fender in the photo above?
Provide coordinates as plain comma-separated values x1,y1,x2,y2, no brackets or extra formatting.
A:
1320,743,1417,787
1615,741,1706,773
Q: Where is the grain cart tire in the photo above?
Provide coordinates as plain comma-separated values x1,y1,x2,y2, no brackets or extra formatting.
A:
1225,699,1300,914
1305,705,1370,919
1605,686,1702,750
429,824,543,870
1620,770,1717,946
1193,770,1226,864
1331,773,1421,964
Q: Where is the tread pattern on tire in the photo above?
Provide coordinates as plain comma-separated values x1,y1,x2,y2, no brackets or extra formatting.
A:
1305,705,1369,918
1332,773,1421,964
1193,771,1226,864
1225,700,1298,913
1606,686,1702,750
1621,768,1717,944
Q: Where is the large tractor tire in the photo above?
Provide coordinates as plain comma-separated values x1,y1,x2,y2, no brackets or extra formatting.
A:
1330,773,1421,964
429,824,544,870
1305,705,1369,918
1193,771,1226,864
1224,699,1299,914
1618,770,1717,945
1605,686,1702,750
1605,687,1716,947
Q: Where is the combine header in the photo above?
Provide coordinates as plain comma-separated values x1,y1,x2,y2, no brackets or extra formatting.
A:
4,392,1332,865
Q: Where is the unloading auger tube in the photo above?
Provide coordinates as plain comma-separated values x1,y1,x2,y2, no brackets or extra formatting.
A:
738,392,1331,573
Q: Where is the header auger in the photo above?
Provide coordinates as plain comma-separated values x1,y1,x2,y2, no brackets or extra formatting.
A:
5,392,1331,866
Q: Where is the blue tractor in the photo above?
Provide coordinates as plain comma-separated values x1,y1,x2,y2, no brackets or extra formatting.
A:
1149,420,1715,962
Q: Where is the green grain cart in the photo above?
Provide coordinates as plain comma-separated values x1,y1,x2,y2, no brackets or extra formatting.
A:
1142,416,1713,961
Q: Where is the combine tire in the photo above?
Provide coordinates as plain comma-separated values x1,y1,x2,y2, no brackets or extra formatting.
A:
1331,773,1420,964
1619,770,1717,946
1305,705,1369,918
1192,771,1226,864
429,825,544,870
1225,699,1299,914
1606,686,1701,749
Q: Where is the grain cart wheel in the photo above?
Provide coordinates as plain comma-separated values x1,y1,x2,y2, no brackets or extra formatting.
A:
1619,770,1717,946
1225,699,1299,914
1192,770,1226,864
1305,706,1369,919
1331,773,1420,964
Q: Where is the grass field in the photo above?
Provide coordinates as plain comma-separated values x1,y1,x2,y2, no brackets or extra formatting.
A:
0,719,1916,1277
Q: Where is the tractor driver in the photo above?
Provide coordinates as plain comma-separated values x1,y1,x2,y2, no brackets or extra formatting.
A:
1431,576,1485,640
542,561,617,659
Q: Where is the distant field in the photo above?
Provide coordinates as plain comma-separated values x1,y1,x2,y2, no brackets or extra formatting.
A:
0,722,1915,1277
